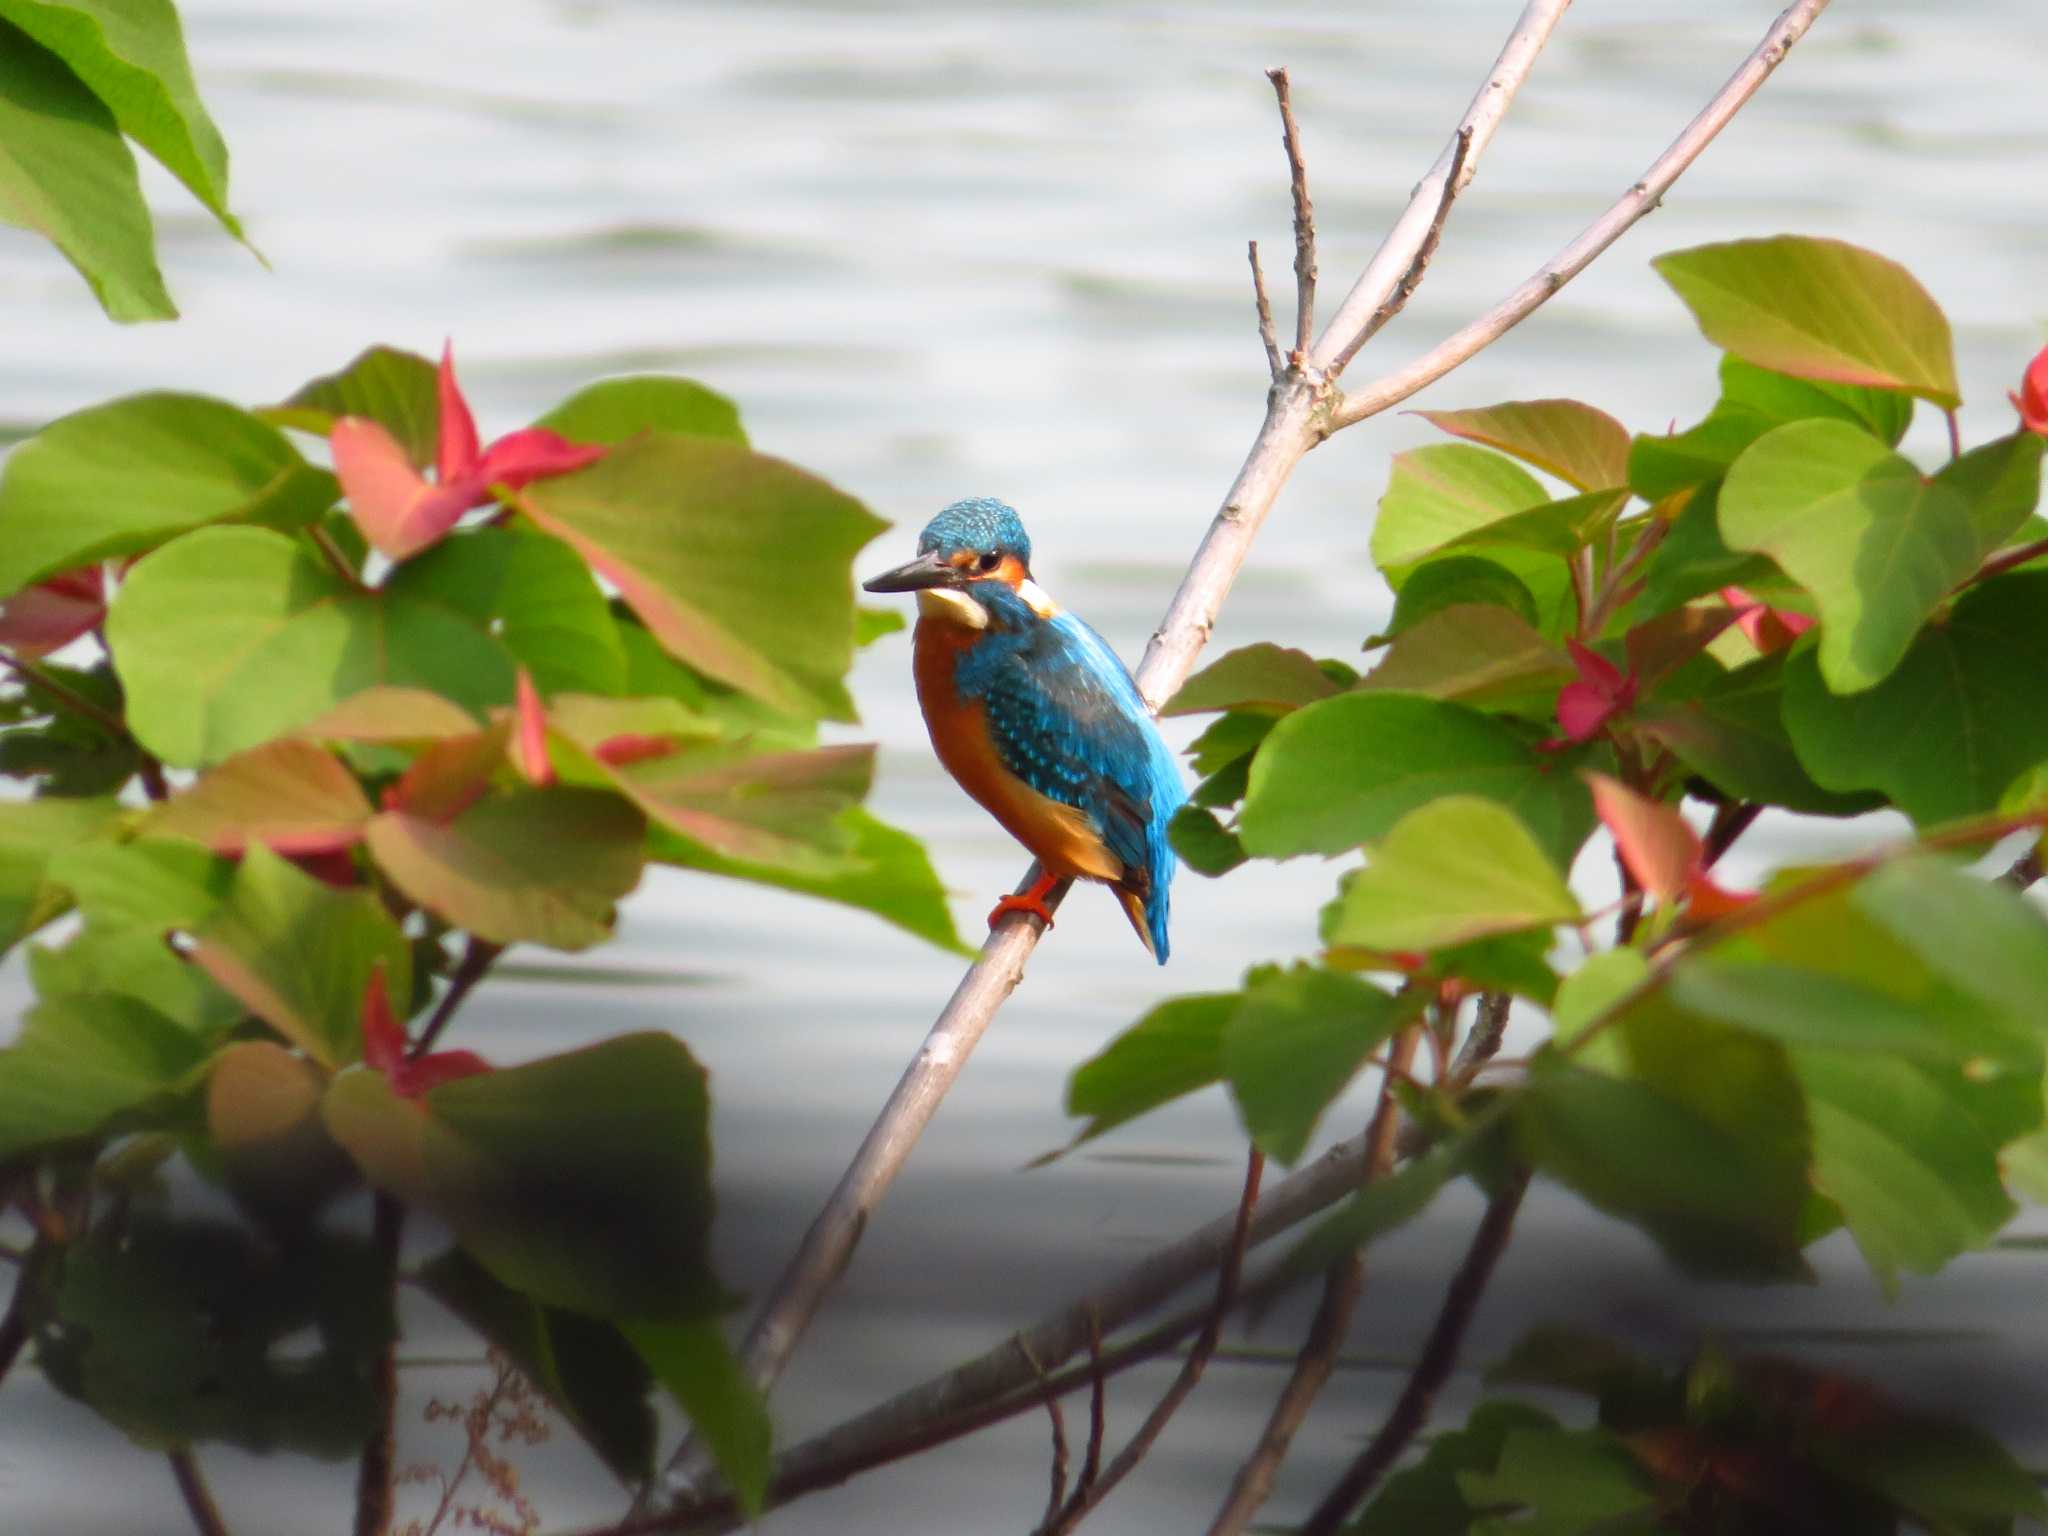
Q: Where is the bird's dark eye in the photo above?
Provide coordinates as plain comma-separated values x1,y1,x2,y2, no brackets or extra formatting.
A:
976,552,1001,573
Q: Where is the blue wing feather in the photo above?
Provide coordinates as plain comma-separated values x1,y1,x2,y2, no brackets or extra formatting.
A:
954,585,1186,959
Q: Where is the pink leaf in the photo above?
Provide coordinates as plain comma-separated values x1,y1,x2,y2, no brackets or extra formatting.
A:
436,341,481,484
1587,773,1699,902
472,428,608,490
396,1049,493,1096
1686,872,1756,922
593,734,680,767
513,669,553,786
332,416,479,561
1555,681,1619,744
0,566,105,658
2013,343,2048,436
361,965,406,1076
1564,637,1630,699
1720,586,1814,654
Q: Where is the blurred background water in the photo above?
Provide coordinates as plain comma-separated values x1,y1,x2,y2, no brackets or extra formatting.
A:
3,1,2047,1530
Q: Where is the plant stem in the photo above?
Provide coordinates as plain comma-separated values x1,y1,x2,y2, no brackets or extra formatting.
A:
355,1192,405,1536
412,937,503,1057
0,650,127,737
1297,1167,1531,1535
170,1450,233,1536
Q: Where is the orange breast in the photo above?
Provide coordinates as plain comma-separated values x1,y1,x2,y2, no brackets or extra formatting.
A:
912,615,1122,885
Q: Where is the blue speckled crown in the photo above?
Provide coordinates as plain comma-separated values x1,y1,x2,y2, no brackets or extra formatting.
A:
916,497,1032,567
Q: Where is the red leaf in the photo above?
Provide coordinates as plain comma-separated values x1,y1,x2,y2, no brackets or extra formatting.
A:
1719,585,1813,654
436,340,481,484
2014,342,2048,436
1685,871,1755,921
1550,639,1638,745
284,848,362,888
332,416,477,561
593,733,679,767
0,565,106,658
513,669,553,786
361,965,406,1076
396,1049,493,1096
1588,773,1698,901
382,726,507,822
472,428,608,490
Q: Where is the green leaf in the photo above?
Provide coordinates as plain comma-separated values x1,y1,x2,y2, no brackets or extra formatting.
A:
1349,1401,1560,1536
1456,1425,1659,1536
1719,419,1977,693
1167,804,1246,878
1829,1414,2048,1528
108,526,516,765
1550,948,1649,1063
366,786,645,952
1450,488,1631,561
1063,992,1236,1147
1634,652,1881,817
1386,555,1539,636
1284,1129,1480,1277
30,921,239,1034
420,1248,658,1484
1653,235,1958,407
1781,572,2048,824
0,0,241,239
647,808,970,955
1855,858,2048,1032
1162,642,1340,717
46,835,231,930
854,605,904,648
1358,603,1572,711
186,844,410,1068
548,696,867,874
142,738,374,855
1935,429,2044,560
205,1039,357,1231
1413,398,1631,491
0,21,170,321
389,527,627,697
515,435,886,721
1326,796,1580,954
1629,356,1914,501
1372,444,1549,574
323,1033,728,1320
0,993,208,1158
623,1318,773,1519
0,794,119,953
36,1215,392,1455
534,375,747,447
1795,1051,2015,1287
267,345,439,468
1636,483,1779,614
1222,964,1406,1165
1241,692,1593,870
0,396,337,597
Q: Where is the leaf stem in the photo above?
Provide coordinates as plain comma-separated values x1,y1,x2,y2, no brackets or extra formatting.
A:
412,937,503,1058
0,650,128,738
354,1192,405,1536
170,1450,233,1536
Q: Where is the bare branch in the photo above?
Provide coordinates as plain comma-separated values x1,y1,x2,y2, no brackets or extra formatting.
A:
1204,1030,1419,1536
1331,126,1472,374
1298,1169,1532,1536
411,936,503,1058
1043,1148,1266,1533
1267,69,1317,359
1455,992,1513,1079
170,1450,233,1536
1018,1338,1071,1530
1327,0,1833,431
1310,0,1573,371
355,1193,405,1536
1076,1310,1106,1503
1249,241,1283,378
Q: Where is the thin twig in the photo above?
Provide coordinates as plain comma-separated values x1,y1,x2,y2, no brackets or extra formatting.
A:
1699,800,1761,871
169,1450,233,1536
412,937,503,1057
1327,0,1834,431
1043,1148,1266,1533
355,1193,405,1536
1298,1168,1531,1536
1455,992,1513,1078
1267,69,1317,360
1019,1338,1071,1531
1076,1310,1107,1502
1204,1030,1419,1536
1967,532,2048,588
1944,408,1963,463
1333,126,1473,373
1249,241,1283,378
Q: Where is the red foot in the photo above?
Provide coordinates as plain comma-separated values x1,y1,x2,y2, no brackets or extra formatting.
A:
988,872,1060,932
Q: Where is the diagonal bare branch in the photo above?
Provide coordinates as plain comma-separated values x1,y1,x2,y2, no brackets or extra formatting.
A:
1268,69,1317,359
1327,0,1833,432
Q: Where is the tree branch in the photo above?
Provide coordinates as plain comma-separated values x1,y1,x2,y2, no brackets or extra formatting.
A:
170,1449,233,1536
650,0,1827,1505
1326,0,1832,432
1298,1167,1531,1536
1267,69,1317,360
1203,1029,1420,1536
412,936,503,1057
354,1192,405,1536
1249,242,1283,378
1041,1147,1265,1533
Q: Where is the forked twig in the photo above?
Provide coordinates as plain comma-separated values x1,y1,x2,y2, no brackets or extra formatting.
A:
1333,126,1473,373
1249,241,1283,378
1019,1338,1071,1530
1297,1168,1532,1536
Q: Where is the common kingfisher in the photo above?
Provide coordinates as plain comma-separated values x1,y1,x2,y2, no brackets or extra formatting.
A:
864,498,1186,963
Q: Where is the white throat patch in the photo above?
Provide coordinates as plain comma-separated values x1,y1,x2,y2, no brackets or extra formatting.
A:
1016,578,1061,619
917,586,989,629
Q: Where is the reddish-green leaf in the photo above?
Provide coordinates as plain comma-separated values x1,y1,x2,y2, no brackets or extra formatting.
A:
1654,236,1958,408
1163,642,1341,717
1413,399,1631,492
1358,604,1572,711
1372,444,1549,575
145,739,372,855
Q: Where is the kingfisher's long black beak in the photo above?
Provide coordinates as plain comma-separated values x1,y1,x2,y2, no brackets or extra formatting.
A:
863,550,962,593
